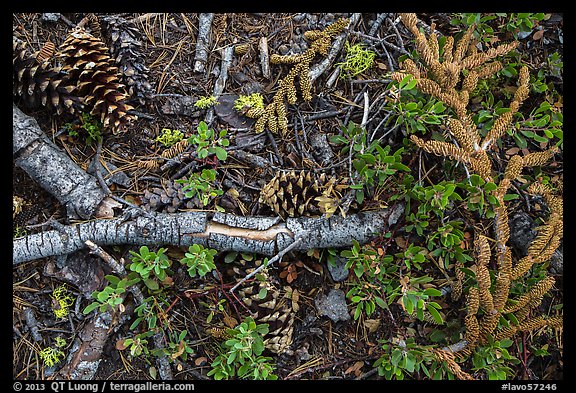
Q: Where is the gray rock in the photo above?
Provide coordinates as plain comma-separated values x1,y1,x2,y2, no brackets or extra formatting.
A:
509,211,563,274
314,289,350,322
214,94,256,129
327,254,349,282
41,13,60,22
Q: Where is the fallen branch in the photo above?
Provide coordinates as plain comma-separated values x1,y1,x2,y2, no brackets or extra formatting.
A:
13,105,107,220
13,206,403,265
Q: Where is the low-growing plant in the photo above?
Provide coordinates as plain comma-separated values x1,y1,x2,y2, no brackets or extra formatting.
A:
155,128,184,147
409,181,463,220
374,338,454,380
194,95,219,109
39,345,65,368
426,220,473,270
128,246,172,291
513,100,563,149
64,112,103,146
399,275,444,325
395,243,427,270
207,317,277,380
151,330,195,362
384,74,448,135
122,331,154,358
130,296,161,331
180,243,217,278
175,168,223,207
342,240,401,320
471,338,520,380
330,122,409,204
449,13,546,41
82,274,140,314
233,93,264,112
188,121,229,161
51,284,75,320
337,41,376,79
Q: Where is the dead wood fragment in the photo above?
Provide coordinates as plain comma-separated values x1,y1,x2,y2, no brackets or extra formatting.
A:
23,307,43,342
193,13,214,74
259,36,271,79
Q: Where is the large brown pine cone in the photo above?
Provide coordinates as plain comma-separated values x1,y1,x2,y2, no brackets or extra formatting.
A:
58,29,135,131
13,37,81,114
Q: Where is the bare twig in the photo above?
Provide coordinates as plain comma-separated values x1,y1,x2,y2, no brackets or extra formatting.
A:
368,13,389,36
360,91,370,129
205,44,234,126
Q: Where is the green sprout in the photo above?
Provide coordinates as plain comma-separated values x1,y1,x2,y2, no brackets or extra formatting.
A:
64,112,103,146
155,128,184,147
39,345,65,368
180,244,218,278
233,93,265,112
176,168,223,207
51,285,76,319
194,95,219,109
337,42,376,79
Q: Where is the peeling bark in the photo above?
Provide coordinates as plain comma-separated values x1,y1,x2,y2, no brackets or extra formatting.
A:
13,206,403,265
56,311,115,380
13,105,107,220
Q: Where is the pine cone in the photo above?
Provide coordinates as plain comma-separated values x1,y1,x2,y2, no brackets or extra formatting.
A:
259,170,347,217
100,15,153,104
58,29,135,131
13,37,81,114
141,179,197,213
236,270,295,354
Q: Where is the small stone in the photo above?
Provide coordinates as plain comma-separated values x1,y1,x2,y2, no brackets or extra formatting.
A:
278,44,290,55
327,255,349,282
293,13,306,23
41,13,60,22
314,289,350,322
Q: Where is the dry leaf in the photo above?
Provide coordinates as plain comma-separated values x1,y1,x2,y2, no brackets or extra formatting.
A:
115,339,128,351
363,318,381,333
292,288,300,313
533,29,545,41
344,361,364,376
170,341,186,360
223,314,238,328
195,357,207,366
395,236,407,249
95,196,122,219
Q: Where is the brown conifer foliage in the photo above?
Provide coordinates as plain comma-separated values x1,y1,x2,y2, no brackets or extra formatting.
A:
395,13,563,367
